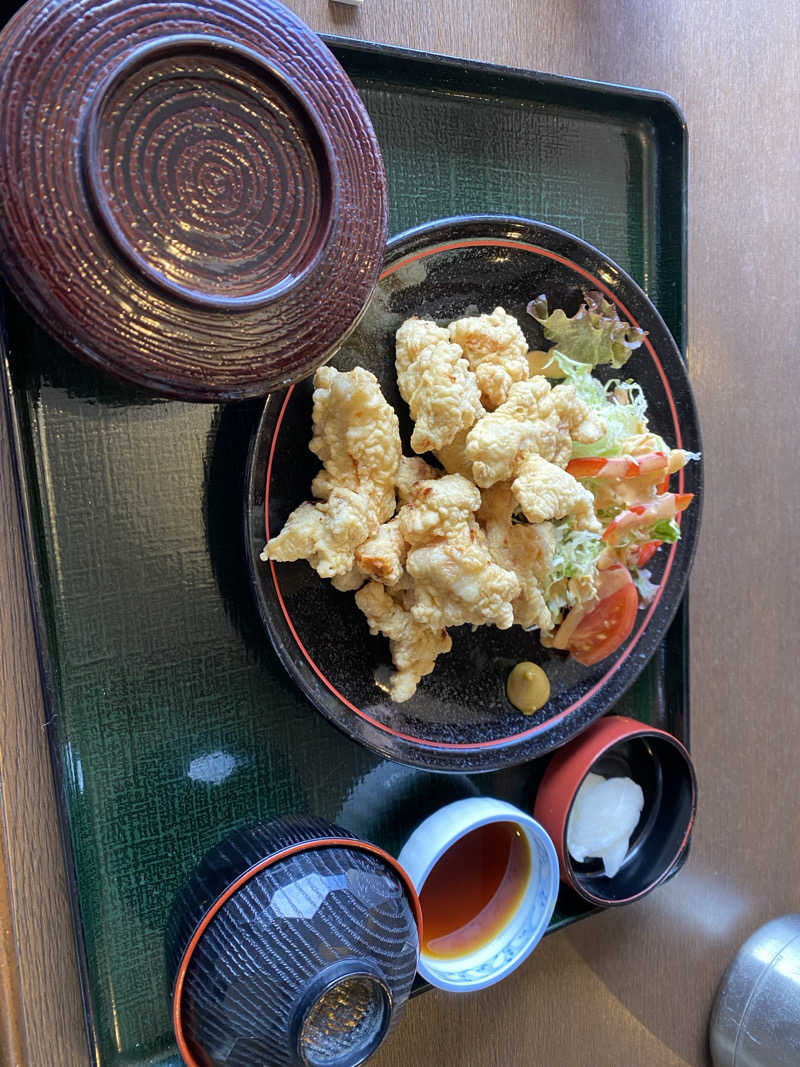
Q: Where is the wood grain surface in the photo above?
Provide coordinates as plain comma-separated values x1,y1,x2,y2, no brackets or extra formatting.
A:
0,0,798,1065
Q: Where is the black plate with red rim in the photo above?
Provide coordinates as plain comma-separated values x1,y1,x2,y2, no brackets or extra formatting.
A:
245,215,702,772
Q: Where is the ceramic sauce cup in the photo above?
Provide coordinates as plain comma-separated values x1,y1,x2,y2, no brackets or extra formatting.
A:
397,797,559,992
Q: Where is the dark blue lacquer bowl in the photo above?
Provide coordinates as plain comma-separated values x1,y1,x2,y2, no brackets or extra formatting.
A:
166,816,422,1066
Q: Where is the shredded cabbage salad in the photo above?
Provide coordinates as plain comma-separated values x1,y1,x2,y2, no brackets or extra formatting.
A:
520,289,700,663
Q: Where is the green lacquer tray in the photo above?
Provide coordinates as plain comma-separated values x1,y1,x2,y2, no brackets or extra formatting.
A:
0,36,689,1066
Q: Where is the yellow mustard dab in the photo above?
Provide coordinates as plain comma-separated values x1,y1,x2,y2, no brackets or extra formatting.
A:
506,662,550,714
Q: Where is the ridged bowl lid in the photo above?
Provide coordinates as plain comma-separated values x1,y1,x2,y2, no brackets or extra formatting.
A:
0,0,388,400
166,817,422,1067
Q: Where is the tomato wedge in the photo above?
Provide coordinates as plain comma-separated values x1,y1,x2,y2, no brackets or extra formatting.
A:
634,540,662,567
560,563,639,666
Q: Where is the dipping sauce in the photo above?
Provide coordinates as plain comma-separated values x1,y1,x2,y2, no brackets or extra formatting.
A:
507,662,550,714
419,821,530,959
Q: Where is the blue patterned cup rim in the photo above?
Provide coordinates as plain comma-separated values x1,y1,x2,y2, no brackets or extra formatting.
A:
397,798,559,992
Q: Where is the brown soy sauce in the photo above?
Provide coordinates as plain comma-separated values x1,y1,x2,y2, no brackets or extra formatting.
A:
419,821,531,959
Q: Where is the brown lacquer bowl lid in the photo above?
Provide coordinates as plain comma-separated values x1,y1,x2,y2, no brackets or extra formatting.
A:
0,0,388,400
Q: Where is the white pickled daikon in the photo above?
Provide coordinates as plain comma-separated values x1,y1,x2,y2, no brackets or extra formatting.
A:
566,772,644,878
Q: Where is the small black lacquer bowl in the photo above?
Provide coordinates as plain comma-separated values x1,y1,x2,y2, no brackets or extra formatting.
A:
533,715,697,906
166,816,422,1067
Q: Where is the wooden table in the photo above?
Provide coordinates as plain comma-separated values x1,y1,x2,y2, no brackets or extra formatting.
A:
1,0,798,1064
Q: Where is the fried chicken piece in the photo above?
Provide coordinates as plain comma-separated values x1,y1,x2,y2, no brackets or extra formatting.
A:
354,517,407,587
394,474,520,630
397,474,482,545
395,317,450,384
395,318,483,453
266,366,400,580
331,483,419,593
395,455,441,504
396,338,484,454
464,378,550,487
549,382,607,445
331,567,367,592
355,581,452,703
308,365,401,523
477,484,555,632
262,488,378,579
512,453,601,532
448,307,529,409
405,522,521,631
464,377,607,486
434,428,476,479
